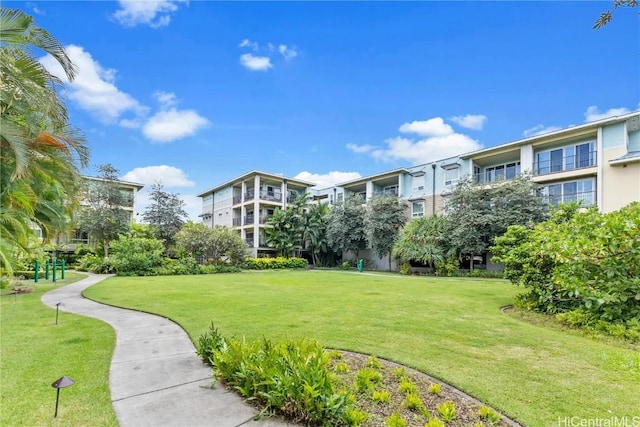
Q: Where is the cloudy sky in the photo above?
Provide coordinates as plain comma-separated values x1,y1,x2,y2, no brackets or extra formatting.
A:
17,1,639,219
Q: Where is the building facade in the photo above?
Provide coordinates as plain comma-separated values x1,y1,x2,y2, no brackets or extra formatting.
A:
198,112,640,263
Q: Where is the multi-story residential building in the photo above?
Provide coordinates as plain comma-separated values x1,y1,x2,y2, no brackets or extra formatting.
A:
196,171,315,257
199,111,640,265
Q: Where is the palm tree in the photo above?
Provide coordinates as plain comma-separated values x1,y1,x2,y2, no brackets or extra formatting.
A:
0,7,87,274
303,202,329,266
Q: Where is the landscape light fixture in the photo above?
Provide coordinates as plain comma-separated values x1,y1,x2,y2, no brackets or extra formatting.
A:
55,302,64,325
51,376,74,418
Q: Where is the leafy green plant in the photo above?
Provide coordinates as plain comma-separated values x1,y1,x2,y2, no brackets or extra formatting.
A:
436,401,457,422
372,389,391,404
244,257,308,269
195,322,226,364
394,367,406,380
327,349,342,360
425,418,445,427
399,378,418,395
354,367,382,393
403,391,424,411
385,412,407,427
344,408,369,426
428,383,441,396
335,362,350,374
342,261,352,270
478,405,501,424
367,355,383,369
399,262,412,275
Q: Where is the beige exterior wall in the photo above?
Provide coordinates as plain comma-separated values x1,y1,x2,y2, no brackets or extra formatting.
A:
601,146,640,213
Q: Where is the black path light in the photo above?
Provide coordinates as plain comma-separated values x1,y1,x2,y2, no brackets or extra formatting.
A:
55,302,64,325
51,376,75,417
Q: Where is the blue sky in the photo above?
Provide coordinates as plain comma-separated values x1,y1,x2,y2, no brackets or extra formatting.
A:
14,1,640,219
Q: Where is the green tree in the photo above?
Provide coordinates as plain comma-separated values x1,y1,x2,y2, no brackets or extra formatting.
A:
594,0,638,29
364,196,407,271
265,208,299,257
0,7,88,274
303,202,330,266
176,222,247,265
445,175,548,270
76,164,130,258
142,182,188,251
392,215,449,269
326,195,367,258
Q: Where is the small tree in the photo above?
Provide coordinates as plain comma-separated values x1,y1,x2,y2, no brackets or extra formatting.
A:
142,182,188,251
326,195,367,258
76,164,130,258
265,208,299,257
176,222,247,265
392,215,449,269
364,196,407,271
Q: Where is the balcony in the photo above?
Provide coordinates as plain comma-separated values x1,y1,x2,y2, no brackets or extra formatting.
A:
260,190,282,202
244,189,255,200
474,163,520,184
543,190,596,207
259,215,271,224
232,218,242,227
233,195,242,204
534,151,597,176
245,238,254,246
374,188,399,197
244,215,254,225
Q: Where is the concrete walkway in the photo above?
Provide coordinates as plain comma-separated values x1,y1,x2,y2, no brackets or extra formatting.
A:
42,273,290,427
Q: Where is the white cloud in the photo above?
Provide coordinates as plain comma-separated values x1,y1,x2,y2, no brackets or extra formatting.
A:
142,108,209,143
122,165,195,187
450,114,487,130
239,39,259,51
40,44,146,122
398,117,454,137
294,171,362,189
119,118,143,129
113,0,187,28
346,143,375,154
523,124,562,137
239,53,272,71
279,44,298,60
584,105,631,122
154,90,178,108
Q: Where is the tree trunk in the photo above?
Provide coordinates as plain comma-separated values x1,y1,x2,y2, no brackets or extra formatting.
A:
104,242,109,259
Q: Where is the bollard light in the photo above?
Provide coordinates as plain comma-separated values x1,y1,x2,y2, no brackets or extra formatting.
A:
51,376,74,418
55,302,65,325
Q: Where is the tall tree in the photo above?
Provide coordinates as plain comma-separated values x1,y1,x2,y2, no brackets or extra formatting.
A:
265,208,299,257
326,195,367,258
142,182,188,251
364,196,407,271
303,202,330,266
445,175,548,270
76,164,130,258
392,214,449,269
0,7,87,274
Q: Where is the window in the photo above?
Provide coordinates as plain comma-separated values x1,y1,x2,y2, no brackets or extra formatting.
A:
337,193,344,202
444,167,459,186
412,174,425,191
536,141,595,175
412,201,424,217
383,185,398,196
543,178,595,207
484,162,520,183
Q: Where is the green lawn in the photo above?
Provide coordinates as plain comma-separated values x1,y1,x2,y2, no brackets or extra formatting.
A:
0,273,117,427
84,270,639,426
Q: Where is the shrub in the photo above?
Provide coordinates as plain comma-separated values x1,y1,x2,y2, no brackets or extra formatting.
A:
344,408,368,426
334,362,350,374
385,412,407,427
403,392,424,411
195,322,226,364
342,261,352,270
399,262,412,275
478,405,501,424
367,356,383,369
372,389,391,404
110,236,165,276
354,367,382,393
399,378,418,395
467,269,504,279
209,336,353,425
434,257,458,277
425,418,445,427
393,367,406,380
436,401,456,422
428,383,441,396
327,349,342,360
244,257,308,270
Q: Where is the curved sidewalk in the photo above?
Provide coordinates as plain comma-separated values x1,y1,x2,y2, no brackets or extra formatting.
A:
42,273,290,427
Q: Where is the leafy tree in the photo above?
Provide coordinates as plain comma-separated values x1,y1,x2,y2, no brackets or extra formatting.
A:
265,208,299,257
76,164,130,258
364,196,407,271
303,202,330,266
392,215,449,269
326,195,367,257
445,175,548,270
110,235,165,276
176,222,247,265
0,8,87,274
142,182,188,251
594,0,638,29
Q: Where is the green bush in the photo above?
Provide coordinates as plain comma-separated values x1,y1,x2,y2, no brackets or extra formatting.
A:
76,254,118,274
244,257,307,270
195,322,227,364
399,262,412,275
434,257,458,277
204,335,353,425
436,401,456,422
341,261,352,270
467,269,504,279
493,202,640,328
111,236,165,276
156,257,200,276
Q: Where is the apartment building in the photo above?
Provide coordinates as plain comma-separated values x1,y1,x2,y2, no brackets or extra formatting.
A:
196,171,315,257
198,111,640,262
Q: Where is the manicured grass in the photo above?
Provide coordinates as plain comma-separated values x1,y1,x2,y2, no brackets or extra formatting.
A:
0,273,117,427
84,270,640,426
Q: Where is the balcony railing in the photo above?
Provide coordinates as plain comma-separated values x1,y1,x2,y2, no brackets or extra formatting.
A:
233,195,242,204
244,189,255,200
543,190,596,207
534,151,597,176
244,215,254,225
232,218,242,227
260,190,282,202
374,188,399,197
245,238,254,246
474,164,521,184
